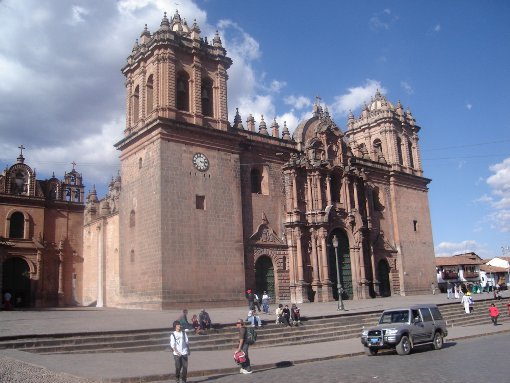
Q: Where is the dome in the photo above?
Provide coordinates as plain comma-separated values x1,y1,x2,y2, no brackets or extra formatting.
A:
367,90,393,112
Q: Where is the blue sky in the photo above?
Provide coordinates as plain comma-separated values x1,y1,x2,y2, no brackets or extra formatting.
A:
0,0,509,258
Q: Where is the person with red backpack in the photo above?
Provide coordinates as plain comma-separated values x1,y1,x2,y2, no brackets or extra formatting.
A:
235,319,252,374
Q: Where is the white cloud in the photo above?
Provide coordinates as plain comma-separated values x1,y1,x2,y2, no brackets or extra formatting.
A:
480,157,510,232
69,6,89,25
269,80,286,93
466,103,473,110
330,79,386,117
474,194,493,204
433,24,441,32
435,240,489,257
400,81,414,95
284,95,311,110
369,9,399,31
218,19,261,61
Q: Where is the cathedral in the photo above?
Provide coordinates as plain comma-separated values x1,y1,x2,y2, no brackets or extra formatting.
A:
80,11,436,309
1,10,437,309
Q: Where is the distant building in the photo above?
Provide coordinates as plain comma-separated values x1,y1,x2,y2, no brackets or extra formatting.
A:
436,253,510,292
436,252,483,289
482,257,510,288
81,11,437,309
0,148,84,307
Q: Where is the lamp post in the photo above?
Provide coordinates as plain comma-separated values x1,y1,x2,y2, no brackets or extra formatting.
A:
331,235,345,311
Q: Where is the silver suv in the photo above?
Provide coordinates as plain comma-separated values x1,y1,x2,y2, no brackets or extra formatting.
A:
360,304,448,356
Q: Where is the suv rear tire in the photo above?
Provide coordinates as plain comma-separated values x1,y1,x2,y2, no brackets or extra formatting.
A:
433,332,443,350
396,335,411,355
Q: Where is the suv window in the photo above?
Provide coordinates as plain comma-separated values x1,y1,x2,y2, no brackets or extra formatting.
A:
430,307,443,321
419,308,433,322
379,310,409,324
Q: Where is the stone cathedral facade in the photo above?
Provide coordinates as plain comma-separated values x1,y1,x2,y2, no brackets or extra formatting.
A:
81,11,436,309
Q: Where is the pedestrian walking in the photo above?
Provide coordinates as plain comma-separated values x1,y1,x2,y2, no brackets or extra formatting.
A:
489,303,500,326
261,291,270,314
235,319,252,374
431,282,436,295
461,292,472,314
446,281,452,299
245,289,256,311
170,320,190,383
454,284,460,299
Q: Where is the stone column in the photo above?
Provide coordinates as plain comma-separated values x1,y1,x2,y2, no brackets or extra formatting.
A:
316,173,323,210
326,175,332,206
292,171,299,211
57,249,64,307
96,223,104,308
287,228,298,302
310,229,320,284
192,55,203,126
306,174,313,211
294,227,309,303
319,229,334,301
217,63,229,130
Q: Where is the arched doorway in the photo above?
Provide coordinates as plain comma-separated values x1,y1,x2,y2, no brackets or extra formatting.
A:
255,256,275,299
328,230,353,300
2,257,31,308
378,259,391,297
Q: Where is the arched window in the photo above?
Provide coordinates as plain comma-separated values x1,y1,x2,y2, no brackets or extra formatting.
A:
129,210,135,228
9,211,25,239
133,85,140,123
373,139,383,160
251,168,262,194
11,170,28,195
49,186,57,200
146,75,154,113
330,172,341,203
407,140,415,168
201,78,213,117
176,72,190,112
396,137,404,165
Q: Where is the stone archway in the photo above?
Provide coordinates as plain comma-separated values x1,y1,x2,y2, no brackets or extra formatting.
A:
378,259,391,297
255,255,275,300
2,257,31,308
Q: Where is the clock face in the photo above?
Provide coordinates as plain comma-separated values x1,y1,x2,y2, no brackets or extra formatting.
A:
192,153,209,171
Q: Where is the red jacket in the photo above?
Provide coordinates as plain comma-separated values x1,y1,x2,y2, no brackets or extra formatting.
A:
489,306,500,317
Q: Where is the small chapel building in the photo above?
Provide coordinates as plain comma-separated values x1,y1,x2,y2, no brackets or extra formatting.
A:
0,148,85,308
78,11,437,309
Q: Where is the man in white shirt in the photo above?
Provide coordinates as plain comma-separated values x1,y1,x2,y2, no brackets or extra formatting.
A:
170,320,189,383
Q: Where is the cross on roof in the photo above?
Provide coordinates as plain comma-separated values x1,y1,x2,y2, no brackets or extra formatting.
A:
18,144,25,156
71,161,76,170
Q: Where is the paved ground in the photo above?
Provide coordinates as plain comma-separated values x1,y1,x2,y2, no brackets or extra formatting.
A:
1,291,509,382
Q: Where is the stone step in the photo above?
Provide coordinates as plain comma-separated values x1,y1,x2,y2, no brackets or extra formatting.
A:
21,321,368,354
2,297,507,355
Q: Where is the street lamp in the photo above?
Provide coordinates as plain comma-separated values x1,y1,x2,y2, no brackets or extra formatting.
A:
331,235,345,311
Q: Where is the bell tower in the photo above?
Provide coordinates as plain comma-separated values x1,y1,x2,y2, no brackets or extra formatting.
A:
114,11,245,309
121,11,232,135
345,90,423,177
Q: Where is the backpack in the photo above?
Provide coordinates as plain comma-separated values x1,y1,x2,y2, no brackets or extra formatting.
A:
245,327,257,345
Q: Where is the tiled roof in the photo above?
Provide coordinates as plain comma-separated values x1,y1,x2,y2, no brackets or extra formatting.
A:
480,264,508,273
436,255,484,266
